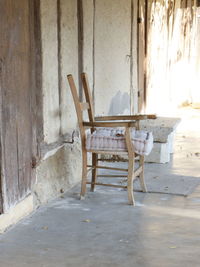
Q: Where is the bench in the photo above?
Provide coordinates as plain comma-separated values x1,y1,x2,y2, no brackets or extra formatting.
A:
140,117,181,163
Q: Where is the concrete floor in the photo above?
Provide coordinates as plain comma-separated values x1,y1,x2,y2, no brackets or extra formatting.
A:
0,107,200,267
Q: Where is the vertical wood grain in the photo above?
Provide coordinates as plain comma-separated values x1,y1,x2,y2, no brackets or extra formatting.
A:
0,0,36,211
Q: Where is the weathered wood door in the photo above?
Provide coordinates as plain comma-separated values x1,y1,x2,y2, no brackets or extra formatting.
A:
0,0,36,212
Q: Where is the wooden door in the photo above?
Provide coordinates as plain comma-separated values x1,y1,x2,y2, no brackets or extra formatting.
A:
0,0,36,212
137,0,147,112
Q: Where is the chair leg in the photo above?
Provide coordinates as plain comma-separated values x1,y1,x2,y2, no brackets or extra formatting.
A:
91,153,98,192
80,150,88,199
127,156,135,205
139,156,147,192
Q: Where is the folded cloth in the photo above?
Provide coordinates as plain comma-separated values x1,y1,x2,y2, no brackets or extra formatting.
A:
86,128,153,156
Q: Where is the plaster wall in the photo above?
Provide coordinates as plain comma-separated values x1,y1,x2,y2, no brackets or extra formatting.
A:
36,0,81,206
40,0,60,144
131,0,139,113
34,141,82,207
82,0,94,89
36,0,138,206
0,195,33,234
60,0,79,134
94,0,132,116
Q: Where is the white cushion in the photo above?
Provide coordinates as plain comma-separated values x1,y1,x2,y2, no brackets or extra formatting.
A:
86,128,154,156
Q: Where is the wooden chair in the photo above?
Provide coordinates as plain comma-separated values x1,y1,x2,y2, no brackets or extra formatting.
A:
67,73,156,205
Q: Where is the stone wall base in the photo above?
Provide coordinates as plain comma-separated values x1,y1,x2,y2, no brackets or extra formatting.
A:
0,195,34,234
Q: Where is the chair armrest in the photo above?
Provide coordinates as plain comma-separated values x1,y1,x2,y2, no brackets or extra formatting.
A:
94,114,157,121
83,121,137,128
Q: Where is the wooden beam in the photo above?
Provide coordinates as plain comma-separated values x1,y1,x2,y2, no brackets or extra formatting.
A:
97,175,127,178
77,0,84,100
83,121,138,128
87,164,128,172
86,150,128,155
86,182,127,189
95,114,156,121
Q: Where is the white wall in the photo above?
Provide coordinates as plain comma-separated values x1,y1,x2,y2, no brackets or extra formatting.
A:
40,0,60,144
82,0,94,88
60,0,79,135
94,0,132,116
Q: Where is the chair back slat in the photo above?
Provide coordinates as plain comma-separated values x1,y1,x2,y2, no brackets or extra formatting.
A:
81,73,95,122
67,74,86,143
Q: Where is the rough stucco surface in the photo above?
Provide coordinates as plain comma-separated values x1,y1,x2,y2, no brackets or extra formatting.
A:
34,140,82,207
60,0,79,134
36,0,82,207
0,195,33,234
36,0,138,207
41,0,60,144
94,0,132,116
82,0,94,91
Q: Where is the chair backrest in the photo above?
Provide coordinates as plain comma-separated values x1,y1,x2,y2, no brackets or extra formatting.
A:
81,73,95,123
67,73,94,145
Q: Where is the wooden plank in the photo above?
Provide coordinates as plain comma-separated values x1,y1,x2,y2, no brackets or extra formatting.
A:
0,58,4,213
130,0,134,113
91,153,97,191
32,0,43,148
97,175,127,178
86,182,127,189
67,74,88,199
87,164,128,172
81,73,95,122
0,0,36,211
57,0,62,136
86,150,128,155
95,114,156,121
0,0,22,208
28,0,41,190
67,75,86,145
137,0,147,112
83,121,138,128
77,0,84,100
125,127,135,205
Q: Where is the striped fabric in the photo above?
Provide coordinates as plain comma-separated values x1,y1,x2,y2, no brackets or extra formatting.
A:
86,128,153,156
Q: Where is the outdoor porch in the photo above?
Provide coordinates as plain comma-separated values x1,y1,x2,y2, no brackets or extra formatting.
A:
0,0,200,265
0,107,199,266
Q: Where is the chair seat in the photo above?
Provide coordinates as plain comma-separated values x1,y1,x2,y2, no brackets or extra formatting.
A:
86,128,153,155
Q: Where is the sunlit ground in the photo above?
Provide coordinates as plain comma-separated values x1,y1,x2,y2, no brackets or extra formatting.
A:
172,106,200,175
138,106,200,220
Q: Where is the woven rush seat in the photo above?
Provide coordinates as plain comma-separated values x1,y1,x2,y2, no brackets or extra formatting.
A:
86,128,153,155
